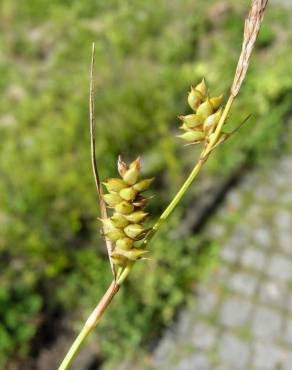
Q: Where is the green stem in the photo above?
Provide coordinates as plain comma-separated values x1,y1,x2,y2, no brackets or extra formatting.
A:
58,281,120,370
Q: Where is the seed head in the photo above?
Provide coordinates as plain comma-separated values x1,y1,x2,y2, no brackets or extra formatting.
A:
178,78,224,144
101,157,153,267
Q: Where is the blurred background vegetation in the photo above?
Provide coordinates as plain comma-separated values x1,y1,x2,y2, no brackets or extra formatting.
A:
0,0,291,369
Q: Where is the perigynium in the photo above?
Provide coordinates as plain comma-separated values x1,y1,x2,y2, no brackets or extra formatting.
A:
58,1,268,369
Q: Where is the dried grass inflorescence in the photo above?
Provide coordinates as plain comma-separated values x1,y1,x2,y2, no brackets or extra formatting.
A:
101,157,153,267
178,79,225,145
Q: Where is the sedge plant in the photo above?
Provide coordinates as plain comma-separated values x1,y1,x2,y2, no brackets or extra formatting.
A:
58,1,268,369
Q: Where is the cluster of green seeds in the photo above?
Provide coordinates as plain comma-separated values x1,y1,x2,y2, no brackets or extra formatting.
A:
102,157,153,267
178,79,224,144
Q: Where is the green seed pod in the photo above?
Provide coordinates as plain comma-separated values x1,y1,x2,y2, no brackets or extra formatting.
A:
203,108,222,133
124,224,145,239
112,247,148,261
177,131,205,143
111,213,129,228
103,178,128,192
196,99,213,120
210,95,223,111
133,178,154,192
195,78,207,98
115,237,133,250
103,193,123,207
122,168,139,185
115,201,134,214
119,187,137,201
187,87,202,111
178,114,202,129
100,218,115,232
105,228,125,241
126,211,148,223
111,254,128,267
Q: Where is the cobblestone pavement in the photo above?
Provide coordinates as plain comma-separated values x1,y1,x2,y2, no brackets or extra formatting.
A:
148,156,292,370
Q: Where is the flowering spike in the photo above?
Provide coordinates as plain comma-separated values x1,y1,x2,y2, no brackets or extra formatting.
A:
101,157,153,267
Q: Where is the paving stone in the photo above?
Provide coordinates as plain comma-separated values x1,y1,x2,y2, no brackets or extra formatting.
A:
220,244,239,263
253,341,283,369
241,247,267,271
274,210,292,232
226,272,258,297
176,310,193,338
173,353,209,370
283,353,292,370
196,288,219,316
284,320,292,346
226,191,242,210
268,255,292,282
278,232,292,255
141,156,292,370
191,322,217,350
259,280,286,308
218,333,250,370
209,223,226,238
252,307,282,340
219,298,253,327
252,227,271,249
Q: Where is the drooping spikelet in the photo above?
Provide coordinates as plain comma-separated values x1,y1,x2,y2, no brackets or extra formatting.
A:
101,157,153,267
178,79,225,145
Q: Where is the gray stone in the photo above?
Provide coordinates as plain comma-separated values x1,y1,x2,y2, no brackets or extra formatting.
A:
153,336,176,367
218,333,250,369
173,353,209,370
196,288,218,316
209,223,226,238
278,232,292,255
259,280,286,308
227,191,242,210
176,310,193,338
220,244,238,263
252,307,282,340
283,354,292,370
268,255,292,282
227,272,258,297
253,227,271,249
253,341,282,369
219,298,253,327
284,320,292,346
241,248,267,271
191,322,217,350
274,210,292,232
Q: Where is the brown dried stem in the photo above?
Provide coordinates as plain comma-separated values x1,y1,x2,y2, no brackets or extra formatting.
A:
231,0,268,97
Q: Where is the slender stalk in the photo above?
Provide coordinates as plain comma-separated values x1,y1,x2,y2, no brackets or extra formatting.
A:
58,281,120,370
